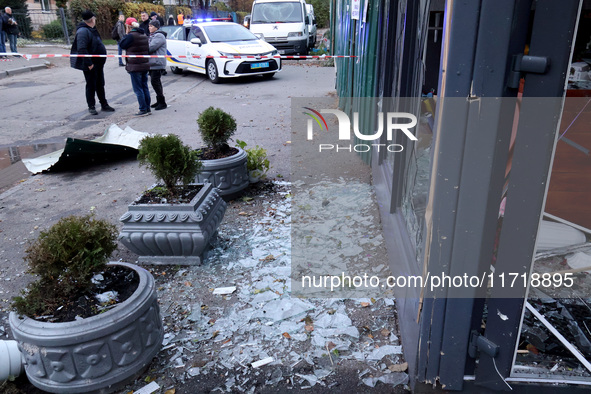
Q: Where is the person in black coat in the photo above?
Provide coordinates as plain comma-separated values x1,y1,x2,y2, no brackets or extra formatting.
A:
0,12,6,57
139,11,150,36
70,10,115,115
3,7,19,54
150,12,165,28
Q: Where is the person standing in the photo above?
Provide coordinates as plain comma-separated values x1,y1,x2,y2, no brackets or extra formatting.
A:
115,14,126,66
167,14,175,26
139,11,150,36
0,12,6,57
4,7,19,54
119,17,151,116
148,20,167,111
177,12,184,26
70,10,115,115
150,12,164,27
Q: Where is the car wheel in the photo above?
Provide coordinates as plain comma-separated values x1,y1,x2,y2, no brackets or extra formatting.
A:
207,60,221,84
262,73,275,80
170,66,183,74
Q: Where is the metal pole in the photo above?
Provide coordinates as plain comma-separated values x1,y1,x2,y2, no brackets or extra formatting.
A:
59,7,70,46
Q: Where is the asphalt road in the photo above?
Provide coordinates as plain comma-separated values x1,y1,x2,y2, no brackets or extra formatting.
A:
0,46,337,309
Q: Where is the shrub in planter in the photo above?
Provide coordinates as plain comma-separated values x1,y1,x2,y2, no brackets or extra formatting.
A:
236,139,270,183
119,134,226,265
137,133,201,201
195,107,249,195
13,214,118,318
9,215,163,393
197,106,237,159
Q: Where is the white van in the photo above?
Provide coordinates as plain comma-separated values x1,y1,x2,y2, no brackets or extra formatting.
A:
249,0,310,55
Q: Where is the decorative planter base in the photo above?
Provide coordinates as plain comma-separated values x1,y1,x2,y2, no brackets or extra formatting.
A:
9,262,163,394
196,147,249,196
119,183,226,265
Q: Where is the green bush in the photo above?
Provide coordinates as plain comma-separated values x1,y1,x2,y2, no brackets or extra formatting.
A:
42,19,74,39
121,3,166,21
13,215,118,317
69,0,125,39
138,134,202,199
197,107,237,154
307,0,329,28
236,140,270,174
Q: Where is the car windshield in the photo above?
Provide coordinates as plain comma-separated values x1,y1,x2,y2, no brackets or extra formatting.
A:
252,2,303,23
203,24,258,43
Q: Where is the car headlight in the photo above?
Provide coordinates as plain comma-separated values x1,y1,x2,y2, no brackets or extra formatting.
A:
288,32,303,37
218,51,235,57
260,50,279,56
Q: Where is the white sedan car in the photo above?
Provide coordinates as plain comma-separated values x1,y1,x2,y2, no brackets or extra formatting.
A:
165,21,281,83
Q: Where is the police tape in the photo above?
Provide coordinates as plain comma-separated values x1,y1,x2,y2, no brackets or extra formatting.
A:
0,53,355,60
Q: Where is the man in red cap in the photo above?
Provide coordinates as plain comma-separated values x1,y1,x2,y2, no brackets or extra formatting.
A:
70,10,115,115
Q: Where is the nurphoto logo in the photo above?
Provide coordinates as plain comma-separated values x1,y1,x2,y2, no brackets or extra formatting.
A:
303,107,418,153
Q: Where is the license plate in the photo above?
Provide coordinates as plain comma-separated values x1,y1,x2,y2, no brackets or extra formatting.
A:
251,62,269,69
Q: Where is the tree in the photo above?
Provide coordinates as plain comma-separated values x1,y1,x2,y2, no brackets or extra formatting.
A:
307,0,329,28
228,0,253,13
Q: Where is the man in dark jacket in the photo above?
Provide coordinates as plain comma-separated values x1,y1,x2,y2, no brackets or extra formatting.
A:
150,12,165,28
120,17,151,116
139,11,150,37
3,7,19,54
0,11,6,56
70,10,115,115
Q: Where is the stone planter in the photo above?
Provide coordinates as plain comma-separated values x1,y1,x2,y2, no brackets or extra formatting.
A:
119,183,226,265
9,262,163,394
196,147,249,196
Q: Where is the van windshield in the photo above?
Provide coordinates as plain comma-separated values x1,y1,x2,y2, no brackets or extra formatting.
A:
252,2,303,23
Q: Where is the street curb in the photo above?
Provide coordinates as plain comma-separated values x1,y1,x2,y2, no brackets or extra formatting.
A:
0,61,50,79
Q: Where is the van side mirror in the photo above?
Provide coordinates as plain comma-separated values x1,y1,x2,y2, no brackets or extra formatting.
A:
190,37,202,46
244,15,251,29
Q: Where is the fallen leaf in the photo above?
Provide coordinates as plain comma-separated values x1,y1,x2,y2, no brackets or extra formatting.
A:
305,325,314,332
282,332,292,339
212,331,219,339
165,389,176,394
302,315,313,325
239,211,249,216
326,341,336,350
260,255,275,262
184,281,192,287
368,333,374,339
360,302,370,307
371,298,376,304
381,328,390,337
388,362,408,372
